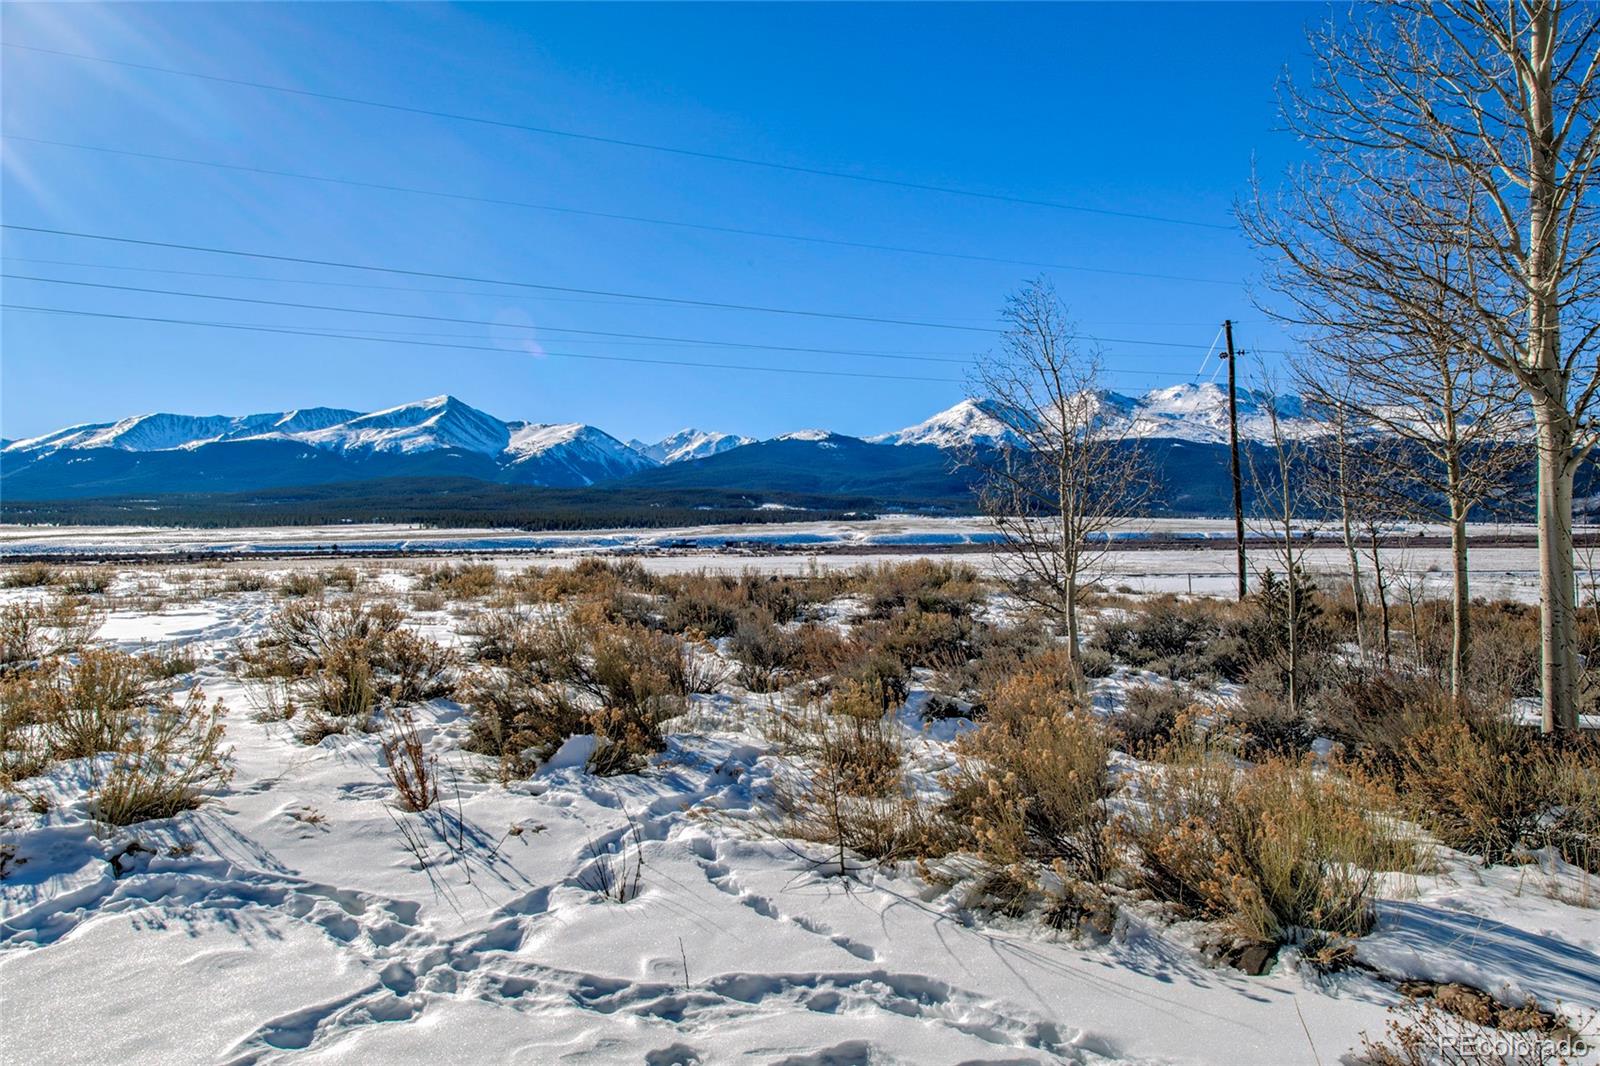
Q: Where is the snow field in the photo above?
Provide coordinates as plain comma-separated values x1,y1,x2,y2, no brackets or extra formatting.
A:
0,564,1596,1066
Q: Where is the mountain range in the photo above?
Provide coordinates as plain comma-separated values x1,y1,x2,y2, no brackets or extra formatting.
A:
1,385,1313,504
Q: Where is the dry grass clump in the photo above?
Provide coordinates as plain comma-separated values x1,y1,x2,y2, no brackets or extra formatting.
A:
381,711,439,812
1120,756,1418,945
92,685,231,825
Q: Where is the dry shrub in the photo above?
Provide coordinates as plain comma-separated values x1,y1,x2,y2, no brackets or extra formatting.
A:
1313,670,1443,772
857,559,983,619
461,670,586,776
461,609,541,665
92,686,231,825
855,606,972,670
0,603,44,673
323,565,361,592
298,651,380,743
382,628,456,703
1090,595,1252,683
1358,993,1594,1066
1225,670,1316,757
1121,757,1417,944
729,611,802,691
459,608,688,777
507,558,656,608
579,622,688,774
381,712,438,812
0,646,233,822
1,563,56,589
1110,682,1191,754
58,568,113,596
945,652,1116,894
0,674,51,782
246,597,407,678
221,570,271,593
1388,700,1600,869
39,649,153,760
770,701,933,873
140,644,200,681
277,571,325,597
244,599,453,741
415,562,499,600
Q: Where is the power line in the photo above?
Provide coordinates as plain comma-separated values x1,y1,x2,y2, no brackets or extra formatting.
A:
3,42,1235,231
0,257,1251,331
2,304,966,384
3,303,1251,381
5,137,1241,287
0,225,997,333
2,273,964,365
3,272,1290,359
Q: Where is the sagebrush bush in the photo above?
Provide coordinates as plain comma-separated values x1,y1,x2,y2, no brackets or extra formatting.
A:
461,670,586,776
1,563,56,589
945,653,1116,888
459,607,690,777
40,648,153,760
858,559,982,619
243,599,453,740
1387,700,1600,868
770,701,935,873
415,562,499,600
1121,757,1417,944
1110,683,1191,754
1090,596,1251,683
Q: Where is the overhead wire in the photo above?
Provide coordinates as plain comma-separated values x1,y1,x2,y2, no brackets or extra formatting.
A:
2,42,1236,231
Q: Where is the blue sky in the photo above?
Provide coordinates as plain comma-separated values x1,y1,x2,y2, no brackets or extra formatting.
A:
2,2,1320,444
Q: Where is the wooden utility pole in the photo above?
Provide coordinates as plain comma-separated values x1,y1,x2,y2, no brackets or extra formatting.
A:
1222,320,1246,600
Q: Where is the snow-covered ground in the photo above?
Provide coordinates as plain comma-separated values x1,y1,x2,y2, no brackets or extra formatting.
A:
1,568,1595,1066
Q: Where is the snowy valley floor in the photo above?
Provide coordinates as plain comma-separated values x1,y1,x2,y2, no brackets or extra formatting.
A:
0,561,1596,1066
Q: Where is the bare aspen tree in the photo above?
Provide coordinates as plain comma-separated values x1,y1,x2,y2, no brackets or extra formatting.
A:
1248,383,1317,719
965,279,1151,685
1267,1,1600,730
1243,158,1523,698
1298,390,1372,657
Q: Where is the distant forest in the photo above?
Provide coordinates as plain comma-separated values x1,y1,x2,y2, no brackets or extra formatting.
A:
0,478,925,530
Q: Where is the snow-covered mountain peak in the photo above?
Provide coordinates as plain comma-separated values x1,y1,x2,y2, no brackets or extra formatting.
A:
869,399,1024,449
300,395,511,456
632,428,755,464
